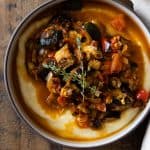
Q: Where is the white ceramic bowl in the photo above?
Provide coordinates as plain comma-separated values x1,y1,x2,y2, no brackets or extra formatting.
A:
4,0,150,148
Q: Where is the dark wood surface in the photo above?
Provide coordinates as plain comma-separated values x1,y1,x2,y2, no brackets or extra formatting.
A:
0,0,149,150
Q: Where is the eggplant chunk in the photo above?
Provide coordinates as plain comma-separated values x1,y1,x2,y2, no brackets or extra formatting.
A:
38,67,50,81
106,111,121,118
40,30,63,48
84,22,101,41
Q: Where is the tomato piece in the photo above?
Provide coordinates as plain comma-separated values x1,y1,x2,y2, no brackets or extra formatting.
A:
136,89,149,102
101,37,110,53
48,51,55,58
111,14,126,32
57,96,68,107
96,103,106,112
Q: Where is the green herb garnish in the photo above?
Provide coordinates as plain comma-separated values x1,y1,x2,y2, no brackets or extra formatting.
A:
43,62,98,96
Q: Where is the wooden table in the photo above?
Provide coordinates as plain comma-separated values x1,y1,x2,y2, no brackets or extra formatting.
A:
0,0,149,150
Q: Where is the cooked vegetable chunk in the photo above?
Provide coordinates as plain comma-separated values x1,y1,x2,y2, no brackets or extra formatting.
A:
111,53,122,73
84,22,101,41
111,14,126,32
54,44,74,69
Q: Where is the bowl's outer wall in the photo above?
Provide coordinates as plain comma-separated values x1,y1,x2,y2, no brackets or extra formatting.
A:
4,0,150,148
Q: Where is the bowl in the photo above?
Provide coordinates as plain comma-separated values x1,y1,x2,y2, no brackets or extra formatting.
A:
4,0,150,148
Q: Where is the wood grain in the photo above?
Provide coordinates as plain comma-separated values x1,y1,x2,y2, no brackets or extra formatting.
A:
0,0,149,150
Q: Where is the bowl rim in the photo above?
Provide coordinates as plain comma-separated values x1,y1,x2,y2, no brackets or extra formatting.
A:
4,0,150,148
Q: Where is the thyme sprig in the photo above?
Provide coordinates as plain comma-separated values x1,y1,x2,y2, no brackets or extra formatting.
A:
43,62,69,81
76,37,85,101
43,62,84,87
43,62,98,95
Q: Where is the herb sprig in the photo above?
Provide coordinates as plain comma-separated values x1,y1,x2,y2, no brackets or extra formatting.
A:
43,62,98,95
43,62,84,87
